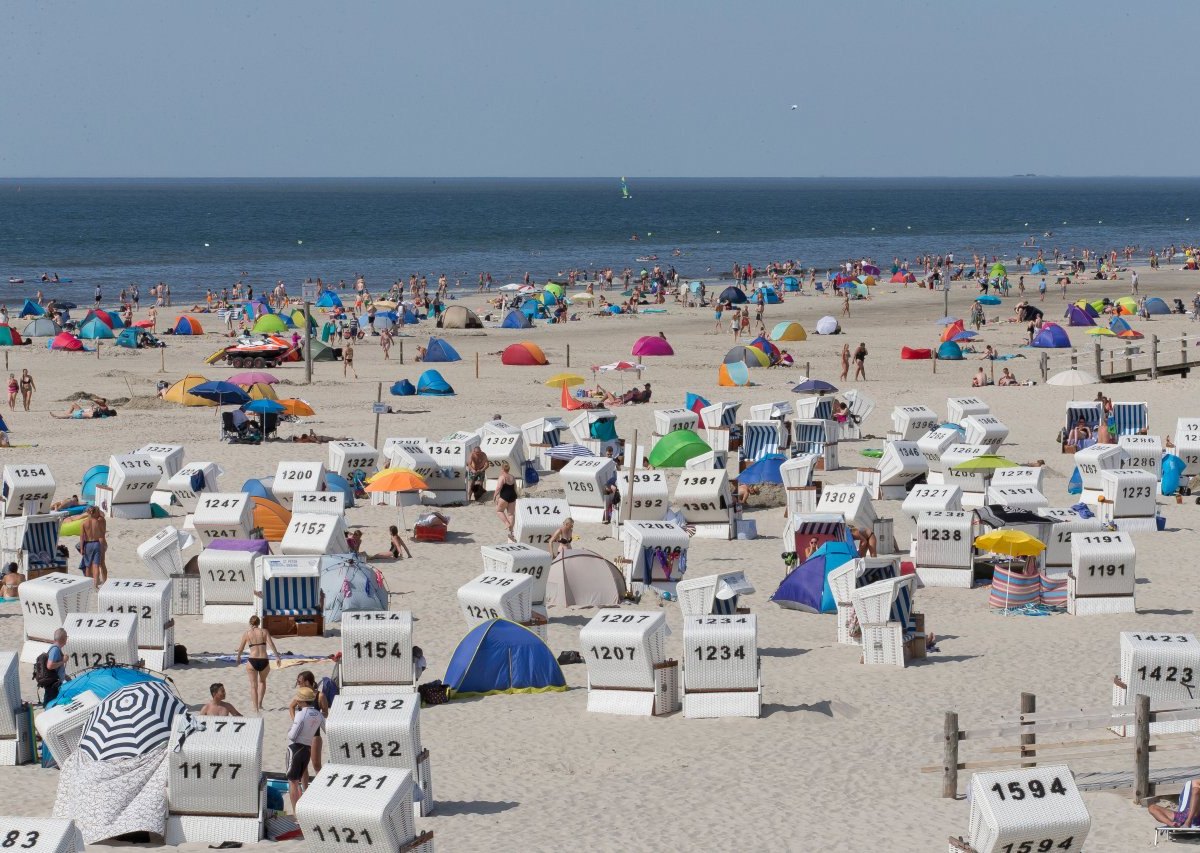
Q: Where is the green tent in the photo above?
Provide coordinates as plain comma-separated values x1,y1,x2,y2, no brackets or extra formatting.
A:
310,339,339,362
647,429,711,468
252,314,288,334
989,262,1007,278
544,282,565,299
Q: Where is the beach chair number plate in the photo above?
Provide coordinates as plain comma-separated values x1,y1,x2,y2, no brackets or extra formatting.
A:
590,645,637,661
343,698,406,712
465,605,499,619
998,840,1075,853
105,604,152,619
308,827,375,846
0,830,43,849
338,741,403,760
352,641,405,659
178,760,243,780
693,645,746,661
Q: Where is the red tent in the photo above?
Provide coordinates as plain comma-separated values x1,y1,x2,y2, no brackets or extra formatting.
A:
632,336,674,356
49,332,84,351
901,347,932,360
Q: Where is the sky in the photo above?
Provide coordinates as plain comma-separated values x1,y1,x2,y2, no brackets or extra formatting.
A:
1,0,1196,178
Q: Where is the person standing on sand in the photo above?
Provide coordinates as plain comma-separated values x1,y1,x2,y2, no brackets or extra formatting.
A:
6,375,16,412
19,369,35,412
853,342,868,381
148,305,157,332
236,615,281,714
839,344,850,381
494,460,518,539
713,301,724,333
343,341,357,378
379,327,392,360
80,506,107,587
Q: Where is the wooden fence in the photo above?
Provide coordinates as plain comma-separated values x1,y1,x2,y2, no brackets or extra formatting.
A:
1037,334,1199,383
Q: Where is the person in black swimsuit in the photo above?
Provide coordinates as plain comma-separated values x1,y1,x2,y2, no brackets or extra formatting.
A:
494,460,518,538
235,615,281,713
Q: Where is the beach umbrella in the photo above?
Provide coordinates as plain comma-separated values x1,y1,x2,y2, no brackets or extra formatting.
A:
374,300,397,309
1047,369,1099,399
188,381,252,406
647,429,710,468
738,453,787,485
953,454,1019,471
1085,327,1116,337
598,361,644,373
229,371,279,386
277,398,316,417
571,292,596,302
974,529,1046,558
244,399,285,415
545,443,594,460
950,331,978,342
77,681,193,762
814,316,840,335
545,373,586,388
366,468,428,493
791,379,838,395
243,382,278,400
976,295,1002,306
862,264,881,277
499,283,523,292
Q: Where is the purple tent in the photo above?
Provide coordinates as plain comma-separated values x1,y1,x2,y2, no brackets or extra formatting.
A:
1064,305,1095,327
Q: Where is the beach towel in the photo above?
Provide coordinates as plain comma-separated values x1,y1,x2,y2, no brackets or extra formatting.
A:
54,745,170,843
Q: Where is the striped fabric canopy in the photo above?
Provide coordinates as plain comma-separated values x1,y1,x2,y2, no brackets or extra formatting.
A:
545,443,595,460
263,576,321,616
77,681,193,761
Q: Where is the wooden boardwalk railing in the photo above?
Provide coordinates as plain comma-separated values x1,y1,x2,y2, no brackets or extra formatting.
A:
1037,334,1199,383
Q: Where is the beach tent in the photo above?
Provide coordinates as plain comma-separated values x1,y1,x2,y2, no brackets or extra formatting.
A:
310,339,338,361
423,337,462,363
1030,261,1048,274
1032,323,1071,348
81,465,109,500
501,308,532,329
901,347,932,360
323,472,357,508
416,369,454,396
163,373,217,406
545,548,627,608
319,555,387,623
46,664,163,710
170,315,202,335
1108,315,1133,334
718,286,747,305
81,309,118,329
252,314,287,335
717,361,751,386
782,276,800,291
289,309,317,331
756,286,782,304
941,320,966,342
647,429,710,468
501,341,547,365
936,341,964,360
315,290,343,309
443,619,566,699
390,379,416,396
520,299,542,320
1144,297,1171,316
1114,296,1137,315
989,262,1007,278
748,336,781,364
1064,305,1095,326
116,327,151,349
48,332,85,352
241,478,274,501
0,326,24,347
632,336,674,357
78,318,115,340
770,321,807,342
815,316,840,335
1074,300,1100,318
439,305,483,329
723,345,770,368
18,299,43,318
22,317,59,338
251,497,291,541
738,453,787,485
400,306,420,325
769,541,858,613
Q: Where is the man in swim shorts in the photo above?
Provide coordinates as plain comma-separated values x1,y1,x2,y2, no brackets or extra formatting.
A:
79,506,107,587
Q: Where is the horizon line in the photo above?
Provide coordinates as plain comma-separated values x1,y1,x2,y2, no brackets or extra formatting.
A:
3,174,1199,181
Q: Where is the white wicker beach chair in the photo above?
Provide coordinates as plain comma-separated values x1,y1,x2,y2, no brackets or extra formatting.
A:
456,573,540,639
61,612,139,669
280,512,348,556
917,426,963,484
1073,443,1129,504
325,693,433,817
1174,417,1200,476
790,419,839,470
295,765,433,853
104,453,162,516
780,455,819,517
673,469,734,539
199,548,259,624
98,579,174,670
1112,632,1200,737
858,440,924,500
34,690,100,763
851,576,918,668
520,416,567,472
1112,401,1149,436
512,498,570,551
480,432,526,492
480,543,551,604
18,573,93,663
946,396,989,425
792,395,833,422
890,404,939,441
1035,508,1104,570
0,652,31,766
620,520,690,594
191,493,254,545
901,485,963,530
559,457,617,523
676,571,754,617
1117,433,1163,480
741,419,785,463
1,463,55,516
165,715,265,844
816,484,877,530
653,407,698,437
135,442,185,481
580,609,678,716
941,444,993,502
293,490,347,515
1096,468,1157,531
681,613,760,718
137,526,195,579
840,389,874,441
272,461,326,509
984,484,1048,512
0,819,83,853
328,440,379,479
0,514,67,577
340,611,415,694
165,462,223,513
1068,530,1136,615
257,556,325,637
962,415,1009,452
913,510,976,588
828,558,899,645
615,468,670,523
964,765,1090,853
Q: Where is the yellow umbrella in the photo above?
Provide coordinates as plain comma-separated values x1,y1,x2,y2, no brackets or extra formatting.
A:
276,398,315,417
1086,327,1116,337
544,373,586,388
974,529,1046,557
365,468,428,493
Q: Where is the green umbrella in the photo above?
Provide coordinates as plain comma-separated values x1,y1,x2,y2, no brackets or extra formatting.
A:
647,429,711,468
953,454,1018,471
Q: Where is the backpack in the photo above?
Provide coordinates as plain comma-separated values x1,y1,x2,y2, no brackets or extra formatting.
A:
33,653,57,690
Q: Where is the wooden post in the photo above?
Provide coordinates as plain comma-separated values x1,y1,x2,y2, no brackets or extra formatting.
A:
620,428,638,525
372,382,382,450
1183,335,1189,371
475,352,480,379
943,711,960,799
303,300,313,385
1135,693,1151,802
805,361,810,378
1040,351,1048,382
566,344,571,368
1124,345,1132,374
1093,342,1102,379
1020,692,1037,767
1150,334,1159,379
96,342,101,360
159,345,165,373
399,340,403,365
3,351,7,372
932,354,937,374
1070,348,1077,369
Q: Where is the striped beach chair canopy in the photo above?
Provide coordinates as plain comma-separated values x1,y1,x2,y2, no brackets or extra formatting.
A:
261,560,323,616
1111,401,1149,436
1065,402,1102,433
741,420,784,463
20,516,66,570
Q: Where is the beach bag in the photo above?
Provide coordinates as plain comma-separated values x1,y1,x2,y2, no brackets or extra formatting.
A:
557,650,584,666
418,680,448,706
33,653,56,690
523,463,539,486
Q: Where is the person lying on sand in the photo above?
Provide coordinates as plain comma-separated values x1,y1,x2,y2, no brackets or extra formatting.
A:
290,429,348,444
50,495,80,511
50,400,116,419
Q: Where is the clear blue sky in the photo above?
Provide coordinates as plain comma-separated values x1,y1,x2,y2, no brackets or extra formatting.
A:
1,0,1193,177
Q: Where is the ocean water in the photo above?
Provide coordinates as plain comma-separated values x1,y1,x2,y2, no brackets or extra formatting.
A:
1,177,1198,304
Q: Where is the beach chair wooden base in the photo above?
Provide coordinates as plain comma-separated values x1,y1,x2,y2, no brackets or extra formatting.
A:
1155,825,1200,846
414,751,434,818
914,565,973,589
567,505,606,524
948,837,977,853
683,684,761,719
860,623,907,668
203,603,256,624
873,518,898,554
104,502,155,520
587,663,679,717
836,607,859,645
165,813,264,845
690,523,734,540
1105,515,1159,533
1068,591,1135,616
170,573,203,616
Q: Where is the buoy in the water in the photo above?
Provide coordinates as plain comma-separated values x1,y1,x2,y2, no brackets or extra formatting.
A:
203,243,210,247
297,240,303,244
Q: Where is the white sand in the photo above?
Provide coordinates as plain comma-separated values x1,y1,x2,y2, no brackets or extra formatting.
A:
2,267,1199,851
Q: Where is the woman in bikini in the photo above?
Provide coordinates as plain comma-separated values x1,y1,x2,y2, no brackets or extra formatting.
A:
6,375,16,412
19,370,35,413
235,615,281,713
494,460,518,538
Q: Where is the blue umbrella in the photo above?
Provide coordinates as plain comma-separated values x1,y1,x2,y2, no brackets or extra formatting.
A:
189,381,252,406
977,295,1002,306
243,398,286,414
950,331,978,342
791,379,839,394
738,453,787,485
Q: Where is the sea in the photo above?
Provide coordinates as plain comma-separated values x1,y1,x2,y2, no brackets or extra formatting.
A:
1,177,1198,304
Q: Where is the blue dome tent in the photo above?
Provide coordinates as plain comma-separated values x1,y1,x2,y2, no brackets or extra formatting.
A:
782,276,800,292
423,337,462,363
1030,261,1048,274
443,619,567,699
1032,323,1071,348
1064,305,1095,327
46,665,164,710
755,286,782,304
79,318,115,340
1144,297,1171,316
1108,315,1133,334
240,478,275,500
718,286,747,305
18,299,43,318
390,379,416,396
323,472,357,508
116,327,151,348
770,541,858,613
501,309,532,329
315,291,343,309
416,369,454,396
936,340,964,360
401,307,420,325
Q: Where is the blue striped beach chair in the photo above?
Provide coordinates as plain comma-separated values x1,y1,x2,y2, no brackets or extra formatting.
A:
1063,402,1103,451
544,427,562,448
263,576,323,619
26,518,66,572
1112,401,1149,436
889,577,918,635
741,420,783,463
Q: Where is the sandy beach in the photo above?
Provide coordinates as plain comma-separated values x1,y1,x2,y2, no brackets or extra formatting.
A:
2,263,1199,852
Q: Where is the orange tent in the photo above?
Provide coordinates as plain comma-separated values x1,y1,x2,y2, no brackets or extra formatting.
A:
251,497,291,541
561,384,585,410
940,320,965,343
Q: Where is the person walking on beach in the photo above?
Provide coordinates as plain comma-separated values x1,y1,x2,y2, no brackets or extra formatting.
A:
236,615,281,714
285,686,325,811
841,290,851,318
494,460,518,539
713,301,724,333
343,341,357,378
730,310,741,342
1131,269,1139,295
80,506,107,587
839,344,850,381
853,342,868,381
379,327,392,360
6,375,16,412
1038,277,1047,301
19,369,35,412
93,285,102,309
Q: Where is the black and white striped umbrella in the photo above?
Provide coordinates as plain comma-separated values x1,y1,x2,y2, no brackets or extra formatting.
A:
77,681,193,761
545,443,595,460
